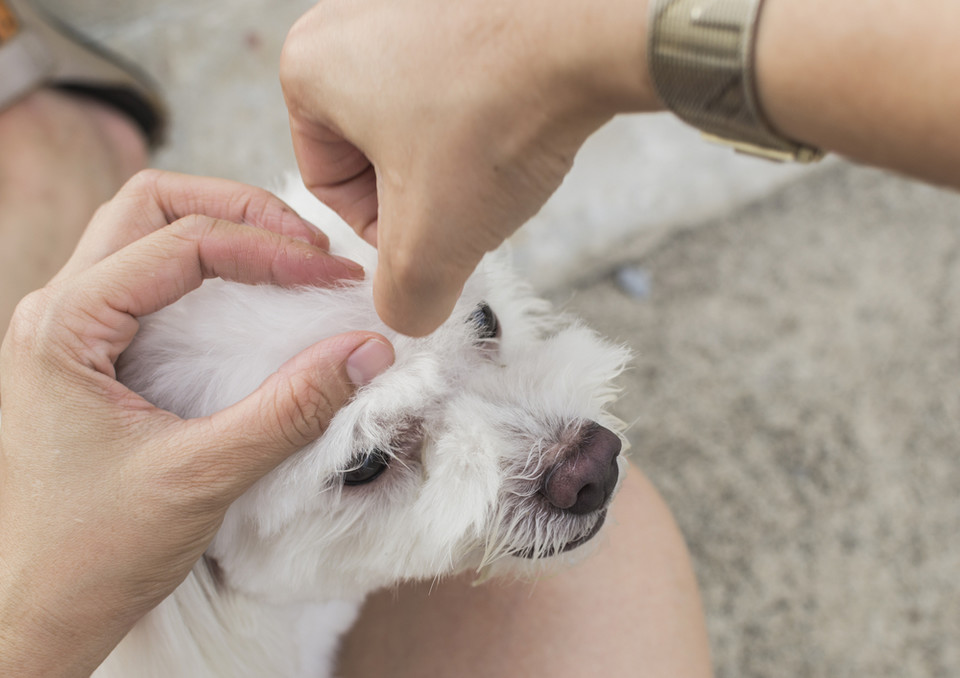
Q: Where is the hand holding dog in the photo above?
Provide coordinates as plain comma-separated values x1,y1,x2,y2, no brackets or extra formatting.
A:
0,171,394,678
282,0,960,339
280,0,655,337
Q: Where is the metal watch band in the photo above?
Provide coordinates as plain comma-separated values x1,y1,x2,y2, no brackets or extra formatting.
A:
648,0,824,163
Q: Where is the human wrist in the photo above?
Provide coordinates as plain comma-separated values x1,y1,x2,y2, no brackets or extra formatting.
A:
0,548,124,677
559,0,661,118
751,0,822,151
646,0,823,162
0,572,76,677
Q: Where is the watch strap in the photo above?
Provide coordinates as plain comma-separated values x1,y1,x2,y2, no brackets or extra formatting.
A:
648,0,824,163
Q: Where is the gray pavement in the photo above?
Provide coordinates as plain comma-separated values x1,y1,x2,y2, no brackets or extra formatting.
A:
560,163,960,677
40,1,960,676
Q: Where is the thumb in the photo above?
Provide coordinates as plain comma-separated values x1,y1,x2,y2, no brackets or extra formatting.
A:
191,332,395,496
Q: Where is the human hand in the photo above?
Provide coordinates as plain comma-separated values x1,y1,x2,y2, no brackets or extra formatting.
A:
281,0,658,336
0,171,395,678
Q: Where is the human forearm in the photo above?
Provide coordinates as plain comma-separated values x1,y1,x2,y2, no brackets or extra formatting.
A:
280,0,960,337
756,0,960,188
0,566,116,678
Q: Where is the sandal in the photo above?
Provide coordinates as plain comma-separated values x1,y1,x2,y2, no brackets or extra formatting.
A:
0,0,166,148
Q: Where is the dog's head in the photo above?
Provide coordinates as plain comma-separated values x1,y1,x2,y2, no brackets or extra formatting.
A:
120,203,630,604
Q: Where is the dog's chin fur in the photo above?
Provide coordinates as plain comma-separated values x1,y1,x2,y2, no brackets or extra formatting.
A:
91,178,630,678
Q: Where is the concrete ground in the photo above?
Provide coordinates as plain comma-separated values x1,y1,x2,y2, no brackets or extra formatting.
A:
560,163,960,677
38,1,960,676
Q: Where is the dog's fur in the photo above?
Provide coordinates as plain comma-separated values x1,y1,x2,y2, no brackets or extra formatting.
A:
91,180,630,677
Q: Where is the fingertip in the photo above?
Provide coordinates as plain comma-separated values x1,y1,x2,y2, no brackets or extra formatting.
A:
372,266,462,337
276,330,393,386
329,254,367,280
269,211,329,251
345,337,395,387
293,215,331,250
208,330,396,485
289,247,365,286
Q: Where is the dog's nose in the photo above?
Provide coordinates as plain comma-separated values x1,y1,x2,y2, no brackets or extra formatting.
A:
542,422,621,515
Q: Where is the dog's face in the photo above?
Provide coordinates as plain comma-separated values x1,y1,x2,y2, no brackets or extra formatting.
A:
120,204,629,605
203,263,627,603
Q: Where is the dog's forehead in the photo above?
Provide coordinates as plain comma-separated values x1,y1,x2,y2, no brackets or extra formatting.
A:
345,323,620,443
289,249,624,464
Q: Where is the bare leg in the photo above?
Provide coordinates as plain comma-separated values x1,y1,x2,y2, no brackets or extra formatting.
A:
0,89,147,332
338,465,713,677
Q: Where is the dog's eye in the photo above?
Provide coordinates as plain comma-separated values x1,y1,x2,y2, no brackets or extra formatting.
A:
343,449,390,486
468,302,500,342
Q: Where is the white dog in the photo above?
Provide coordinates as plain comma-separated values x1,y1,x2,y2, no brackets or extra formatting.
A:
92,180,630,678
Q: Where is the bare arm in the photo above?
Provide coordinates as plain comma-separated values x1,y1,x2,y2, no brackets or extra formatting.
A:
281,0,960,337
757,0,960,188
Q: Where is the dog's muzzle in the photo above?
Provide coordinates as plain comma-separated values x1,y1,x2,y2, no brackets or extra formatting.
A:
541,422,621,515
508,422,621,560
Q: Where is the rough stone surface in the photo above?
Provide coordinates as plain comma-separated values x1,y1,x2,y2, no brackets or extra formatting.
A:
558,163,960,678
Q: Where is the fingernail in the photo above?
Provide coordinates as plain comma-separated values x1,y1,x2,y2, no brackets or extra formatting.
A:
333,254,366,277
346,339,394,387
291,233,319,246
275,211,328,248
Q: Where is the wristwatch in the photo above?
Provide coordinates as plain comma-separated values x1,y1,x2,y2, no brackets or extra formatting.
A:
648,0,824,163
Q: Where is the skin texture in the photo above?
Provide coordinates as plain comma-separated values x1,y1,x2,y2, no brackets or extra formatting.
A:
0,90,710,678
0,170,394,678
8,0,960,674
282,0,960,339
0,90,147,333
755,0,960,189
280,0,656,337
338,468,713,678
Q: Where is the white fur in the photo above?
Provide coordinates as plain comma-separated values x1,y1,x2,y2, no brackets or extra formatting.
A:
91,179,631,678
